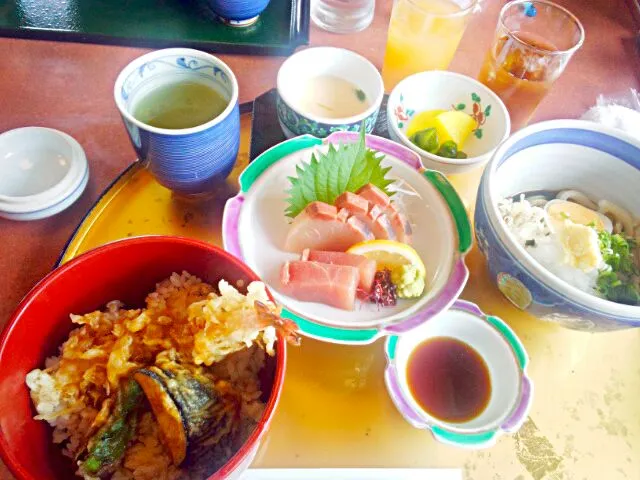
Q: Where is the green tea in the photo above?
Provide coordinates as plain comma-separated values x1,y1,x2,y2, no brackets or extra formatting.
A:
133,81,228,129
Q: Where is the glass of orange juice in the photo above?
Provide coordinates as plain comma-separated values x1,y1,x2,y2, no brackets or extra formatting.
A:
478,0,585,131
381,0,479,91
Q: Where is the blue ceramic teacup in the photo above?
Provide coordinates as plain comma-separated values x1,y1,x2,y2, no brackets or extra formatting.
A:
114,48,240,196
208,0,271,26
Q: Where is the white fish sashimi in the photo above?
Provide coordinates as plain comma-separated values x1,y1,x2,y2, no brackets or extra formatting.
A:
284,201,374,253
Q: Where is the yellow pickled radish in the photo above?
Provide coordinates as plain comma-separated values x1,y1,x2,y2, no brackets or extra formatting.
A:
406,109,446,137
434,110,477,149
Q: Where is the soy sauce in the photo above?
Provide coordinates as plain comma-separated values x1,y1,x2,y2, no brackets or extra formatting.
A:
406,337,491,423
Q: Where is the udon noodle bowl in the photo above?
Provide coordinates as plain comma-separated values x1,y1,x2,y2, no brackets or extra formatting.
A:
499,189,640,306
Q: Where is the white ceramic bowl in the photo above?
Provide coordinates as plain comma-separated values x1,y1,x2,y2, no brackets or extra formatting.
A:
387,71,510,175
276,47,384,138
384,300,532,448
0,127,88,218
475,119,640,331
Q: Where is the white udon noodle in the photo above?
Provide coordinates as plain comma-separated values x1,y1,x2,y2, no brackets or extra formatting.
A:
556,189,598,211
499,189,640,301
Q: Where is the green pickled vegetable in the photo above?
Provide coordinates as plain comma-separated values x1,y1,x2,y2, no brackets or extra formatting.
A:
81,379,143,475
410,128,439,153
436,140,458,158
409,130,469,159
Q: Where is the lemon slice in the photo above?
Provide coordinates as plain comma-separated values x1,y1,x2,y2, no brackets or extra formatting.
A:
347,239,426,277
406,109,446,137
434,110,477,149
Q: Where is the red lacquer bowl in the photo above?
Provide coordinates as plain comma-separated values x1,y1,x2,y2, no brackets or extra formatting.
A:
0,236,287,480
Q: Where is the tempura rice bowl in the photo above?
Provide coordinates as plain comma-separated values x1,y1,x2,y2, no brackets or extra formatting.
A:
475,120,640,331
0,236,287,480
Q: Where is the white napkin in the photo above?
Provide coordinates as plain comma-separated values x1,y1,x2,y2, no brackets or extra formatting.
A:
580,89,640,140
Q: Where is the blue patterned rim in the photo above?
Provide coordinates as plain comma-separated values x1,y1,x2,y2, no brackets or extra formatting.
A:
114,48,239,136
276,95,379,138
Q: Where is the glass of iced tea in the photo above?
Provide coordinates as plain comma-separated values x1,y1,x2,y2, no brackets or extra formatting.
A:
382,0,479,91
478,0,584,131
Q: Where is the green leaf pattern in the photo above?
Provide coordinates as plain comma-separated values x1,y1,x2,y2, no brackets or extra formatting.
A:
276,96,378,139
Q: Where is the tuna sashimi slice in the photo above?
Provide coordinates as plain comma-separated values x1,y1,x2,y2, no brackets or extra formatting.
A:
357,184,412,244
284,201,374,253
356,184,398,215
373,213,397,241
302,249,376,293
336,193,397,241
362,204,397,241
388,211,413,244
280,261,359,310
335,192,369,216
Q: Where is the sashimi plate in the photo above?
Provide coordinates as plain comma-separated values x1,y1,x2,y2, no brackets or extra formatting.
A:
223,132,472,344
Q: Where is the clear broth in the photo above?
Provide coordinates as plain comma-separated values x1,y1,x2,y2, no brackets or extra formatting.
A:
133,81,228,130
295,74,370,119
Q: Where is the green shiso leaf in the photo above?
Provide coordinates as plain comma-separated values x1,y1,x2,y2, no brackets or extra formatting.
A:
285,128,395,218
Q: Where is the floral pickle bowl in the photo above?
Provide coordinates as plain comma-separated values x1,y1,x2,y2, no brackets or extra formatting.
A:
208,0,271,27
276,47,384,139
384,300,533,448
387,71,510,175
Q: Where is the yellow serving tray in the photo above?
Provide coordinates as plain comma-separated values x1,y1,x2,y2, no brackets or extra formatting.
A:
58,113,640,478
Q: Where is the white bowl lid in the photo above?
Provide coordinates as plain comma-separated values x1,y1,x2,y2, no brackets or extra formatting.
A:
0,127,88,216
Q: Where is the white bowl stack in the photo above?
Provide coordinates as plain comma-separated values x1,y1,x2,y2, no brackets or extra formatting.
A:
0,127,89,221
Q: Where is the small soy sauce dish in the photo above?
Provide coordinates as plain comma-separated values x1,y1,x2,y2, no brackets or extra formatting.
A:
384,300,533,448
